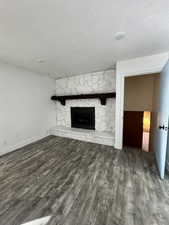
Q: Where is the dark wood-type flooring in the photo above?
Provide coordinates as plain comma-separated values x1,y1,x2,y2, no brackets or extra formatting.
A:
0,136,169,225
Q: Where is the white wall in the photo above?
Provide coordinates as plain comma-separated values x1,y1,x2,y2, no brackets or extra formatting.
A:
124,75,155,111
0,63,56,155
55,70,116,133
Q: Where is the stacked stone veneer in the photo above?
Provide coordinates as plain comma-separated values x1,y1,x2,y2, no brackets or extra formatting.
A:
55,70,116,135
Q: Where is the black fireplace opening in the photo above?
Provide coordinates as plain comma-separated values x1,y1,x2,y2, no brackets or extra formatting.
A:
71,107,95,130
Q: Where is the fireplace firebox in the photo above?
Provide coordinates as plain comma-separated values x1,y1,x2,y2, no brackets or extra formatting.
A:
71,107,95,130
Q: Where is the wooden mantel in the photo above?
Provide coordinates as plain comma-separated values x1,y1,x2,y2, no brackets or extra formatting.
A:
51,92,116,105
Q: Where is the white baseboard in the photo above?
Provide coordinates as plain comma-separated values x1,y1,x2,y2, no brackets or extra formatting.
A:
0,133,48,157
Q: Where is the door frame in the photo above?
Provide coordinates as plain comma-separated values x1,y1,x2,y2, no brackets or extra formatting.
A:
115,52,169,150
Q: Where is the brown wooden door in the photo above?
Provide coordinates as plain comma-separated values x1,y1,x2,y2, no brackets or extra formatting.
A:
123,111,144,148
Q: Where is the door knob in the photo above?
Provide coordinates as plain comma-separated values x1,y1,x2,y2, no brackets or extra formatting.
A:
159,125,168,131
159,125,165,130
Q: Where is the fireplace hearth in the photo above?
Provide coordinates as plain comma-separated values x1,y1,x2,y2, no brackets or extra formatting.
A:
71,107,95,130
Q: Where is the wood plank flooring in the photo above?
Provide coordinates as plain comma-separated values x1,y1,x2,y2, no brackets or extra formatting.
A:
0,136,169,225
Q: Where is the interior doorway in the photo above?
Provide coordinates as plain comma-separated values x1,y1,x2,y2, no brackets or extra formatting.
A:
123,73,160,152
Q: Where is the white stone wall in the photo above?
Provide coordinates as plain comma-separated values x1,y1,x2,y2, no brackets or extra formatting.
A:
55,70,116,134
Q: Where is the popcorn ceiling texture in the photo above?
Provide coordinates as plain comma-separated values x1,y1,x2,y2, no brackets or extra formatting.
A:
55,70,116,134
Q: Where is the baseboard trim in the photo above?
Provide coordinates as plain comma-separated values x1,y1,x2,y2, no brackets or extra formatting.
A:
0,134,48,157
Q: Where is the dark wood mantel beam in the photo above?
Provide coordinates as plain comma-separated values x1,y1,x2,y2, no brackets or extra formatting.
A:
51,92,116,105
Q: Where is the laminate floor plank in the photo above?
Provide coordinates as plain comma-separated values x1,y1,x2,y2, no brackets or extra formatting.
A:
0,136,168,225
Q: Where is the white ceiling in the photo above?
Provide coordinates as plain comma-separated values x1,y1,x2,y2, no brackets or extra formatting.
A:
0,0,169,78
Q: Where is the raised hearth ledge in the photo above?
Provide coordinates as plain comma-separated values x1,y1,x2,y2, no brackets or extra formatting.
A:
20,216,51,225
49,126,114,146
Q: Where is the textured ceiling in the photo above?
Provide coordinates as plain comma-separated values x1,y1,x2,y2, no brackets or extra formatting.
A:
0,0,169,78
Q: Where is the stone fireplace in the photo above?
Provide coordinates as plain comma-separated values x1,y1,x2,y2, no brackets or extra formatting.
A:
50,70,116,146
